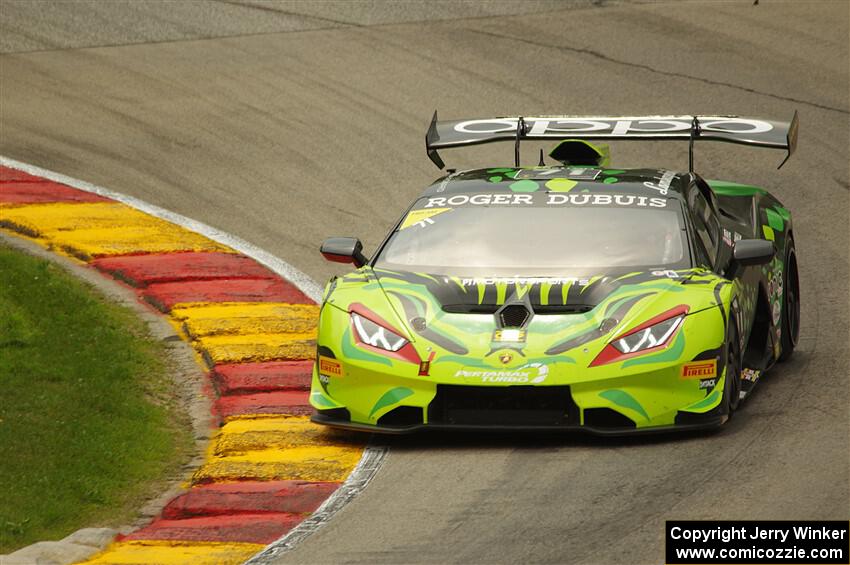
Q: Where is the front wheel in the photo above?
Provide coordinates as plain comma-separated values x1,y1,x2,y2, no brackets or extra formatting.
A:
724,319,742,415
779,239,800,362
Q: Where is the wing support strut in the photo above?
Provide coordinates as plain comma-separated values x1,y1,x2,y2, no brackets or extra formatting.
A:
689,116,701,173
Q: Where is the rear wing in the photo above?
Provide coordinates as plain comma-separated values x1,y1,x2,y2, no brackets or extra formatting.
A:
425,112,798,171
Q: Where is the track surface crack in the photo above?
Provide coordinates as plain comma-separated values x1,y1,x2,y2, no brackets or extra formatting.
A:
469,29,849,116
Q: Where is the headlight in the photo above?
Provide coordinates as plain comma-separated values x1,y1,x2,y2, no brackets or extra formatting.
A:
589,306,688,367
351,312,408,352
612,315,683,354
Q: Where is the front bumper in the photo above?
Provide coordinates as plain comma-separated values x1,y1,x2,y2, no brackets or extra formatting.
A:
312,304,730,435
311,409,727,436
311,377,729,436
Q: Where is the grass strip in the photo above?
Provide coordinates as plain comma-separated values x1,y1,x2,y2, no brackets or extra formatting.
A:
0,244,192,552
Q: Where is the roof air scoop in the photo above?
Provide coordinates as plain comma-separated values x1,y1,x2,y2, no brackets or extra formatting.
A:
548,139,611,167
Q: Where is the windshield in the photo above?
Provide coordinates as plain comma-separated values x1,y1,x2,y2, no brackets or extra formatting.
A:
374,192,689,276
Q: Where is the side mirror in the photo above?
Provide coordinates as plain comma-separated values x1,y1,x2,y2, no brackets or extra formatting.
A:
732,239,775,266
320,237,369,268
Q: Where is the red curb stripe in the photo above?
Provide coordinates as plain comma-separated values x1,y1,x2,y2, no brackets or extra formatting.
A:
214,390,311,419
0,166,48,182
92,252,276,287
212,361,313,394
2,166,368,554
122,513,303,544
161,481,339,519
0,181,111,204
142,279,311,312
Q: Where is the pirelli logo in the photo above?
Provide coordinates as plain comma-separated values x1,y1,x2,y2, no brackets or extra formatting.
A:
681,359,717,379
319,356,343,378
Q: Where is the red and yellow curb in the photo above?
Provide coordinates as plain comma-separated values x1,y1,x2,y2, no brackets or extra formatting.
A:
0,166,364,563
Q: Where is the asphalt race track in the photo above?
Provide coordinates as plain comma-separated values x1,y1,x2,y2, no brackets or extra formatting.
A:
1,1,848,563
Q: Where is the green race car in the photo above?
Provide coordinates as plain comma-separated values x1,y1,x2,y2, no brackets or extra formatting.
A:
311,113,800,434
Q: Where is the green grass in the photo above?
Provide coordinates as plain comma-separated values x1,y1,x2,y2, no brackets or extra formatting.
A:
0,244,193,553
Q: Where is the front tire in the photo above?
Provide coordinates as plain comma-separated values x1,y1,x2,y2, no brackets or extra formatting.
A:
779,239,800,362
724,318,742,415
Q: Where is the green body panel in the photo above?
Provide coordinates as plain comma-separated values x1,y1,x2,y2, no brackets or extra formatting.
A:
314,267,733,429
311,170,795,432
707,178,794,355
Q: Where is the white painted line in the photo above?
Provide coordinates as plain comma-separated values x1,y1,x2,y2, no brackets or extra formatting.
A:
0,155,323,303
245,444,389,563
0,155,388,560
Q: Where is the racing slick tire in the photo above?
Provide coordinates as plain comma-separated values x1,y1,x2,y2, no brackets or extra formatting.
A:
725,316,742,415
778,238,800,362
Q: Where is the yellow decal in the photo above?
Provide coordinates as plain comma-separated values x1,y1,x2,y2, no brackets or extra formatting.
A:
319,355,344,378
400,207,451,230
493,329,526,343
545,178,578,192
680,359,717,379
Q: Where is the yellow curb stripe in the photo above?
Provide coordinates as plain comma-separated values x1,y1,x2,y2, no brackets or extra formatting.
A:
195,333,316,365
0,202,153,236
192,452,361,483
0,202,231,258
1,169,370,560
54,227,230,260
193,415,362,484
211,415,354,456
170,302,320,339
82,540,264,565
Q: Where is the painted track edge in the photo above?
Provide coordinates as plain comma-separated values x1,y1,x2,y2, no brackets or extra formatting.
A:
244,444,388,563
0,156,387,561
0,155,322,302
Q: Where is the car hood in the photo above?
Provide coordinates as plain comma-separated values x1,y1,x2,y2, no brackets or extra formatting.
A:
323,266,729,368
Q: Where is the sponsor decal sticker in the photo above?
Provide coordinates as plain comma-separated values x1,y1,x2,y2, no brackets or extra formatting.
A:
423,192,666,209
461,276,590,287
493,329,527,343
564,167,602,180
546,193,667,208
699,378,717,390
515,167,601,180
515,167,562,179
418,350,436,376
454,362,549,384
742,368,761,382
652,269,681,279
452,117,774,137
681,359,717,379
400,207,451,229
643,169,677,196
319,355,344,378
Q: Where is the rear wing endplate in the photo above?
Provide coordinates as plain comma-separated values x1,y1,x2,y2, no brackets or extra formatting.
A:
425,111,798,171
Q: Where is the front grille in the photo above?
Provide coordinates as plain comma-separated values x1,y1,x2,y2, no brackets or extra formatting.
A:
499,304,531,328
428,385,578,426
